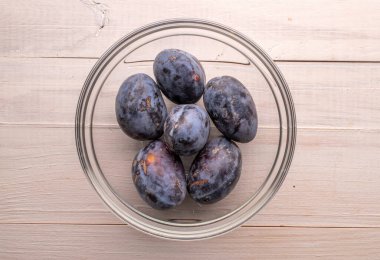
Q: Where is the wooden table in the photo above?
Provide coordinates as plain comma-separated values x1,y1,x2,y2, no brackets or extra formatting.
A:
2,1,380,258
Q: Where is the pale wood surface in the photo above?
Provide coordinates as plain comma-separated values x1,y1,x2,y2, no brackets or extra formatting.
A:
1,0,380,259
1,225,380,259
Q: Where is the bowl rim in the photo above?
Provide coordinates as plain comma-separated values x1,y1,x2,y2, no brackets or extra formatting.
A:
75,18,297,240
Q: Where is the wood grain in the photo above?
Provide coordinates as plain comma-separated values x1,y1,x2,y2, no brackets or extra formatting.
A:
2,0,380,257
1,0,380,61
1,224,380,259
1,58,380,129
1,125,380,228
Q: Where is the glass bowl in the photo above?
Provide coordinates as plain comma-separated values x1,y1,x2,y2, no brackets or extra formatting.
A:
75,19,296,240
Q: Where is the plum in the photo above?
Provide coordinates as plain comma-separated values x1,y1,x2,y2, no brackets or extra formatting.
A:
132,140,186,210
187,137,242,204
164,104,210,156
204,76,258,143
153,49,205,104
115,73,167,140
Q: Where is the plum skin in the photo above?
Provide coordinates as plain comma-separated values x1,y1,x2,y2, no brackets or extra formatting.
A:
164,104,210,156
153,49,205,104
187,136,242,204
132,140,186,210
115,73,168,140
203,76,258,143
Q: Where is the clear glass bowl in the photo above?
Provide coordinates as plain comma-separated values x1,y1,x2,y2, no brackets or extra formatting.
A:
75,19,296,240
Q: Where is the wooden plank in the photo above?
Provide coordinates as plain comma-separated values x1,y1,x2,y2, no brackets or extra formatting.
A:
1,224,379,259
1,125,380,227
1,0,380,61
1,58,380,129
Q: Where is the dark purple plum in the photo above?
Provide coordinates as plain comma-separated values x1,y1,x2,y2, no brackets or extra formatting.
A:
187,137,242,204
132,140,186,210
153,49,205,104
164,104,210,156
204,76,258,143
115,73,167,140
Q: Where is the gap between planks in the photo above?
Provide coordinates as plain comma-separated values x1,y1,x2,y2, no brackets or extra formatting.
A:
1,56,380,64
1,223,380,229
